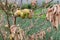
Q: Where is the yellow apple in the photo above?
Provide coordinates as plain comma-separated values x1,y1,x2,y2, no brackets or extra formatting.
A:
14,10,22,16
20,12,25,19
22,9,30,14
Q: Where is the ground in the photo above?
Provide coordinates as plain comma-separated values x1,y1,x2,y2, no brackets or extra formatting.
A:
0,8,60,40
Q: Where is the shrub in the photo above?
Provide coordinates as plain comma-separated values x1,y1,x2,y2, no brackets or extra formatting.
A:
21,4,32,9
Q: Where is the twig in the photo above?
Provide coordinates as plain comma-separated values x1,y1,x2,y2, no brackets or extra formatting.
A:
0,30,4,40
13,16,16,25
0,15,5,40
6,13,10,28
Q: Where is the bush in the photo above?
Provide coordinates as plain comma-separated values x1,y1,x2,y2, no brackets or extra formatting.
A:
21,4,38,10
21,4,32,9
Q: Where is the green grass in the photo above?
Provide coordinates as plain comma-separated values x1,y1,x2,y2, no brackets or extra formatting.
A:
0,8,60,40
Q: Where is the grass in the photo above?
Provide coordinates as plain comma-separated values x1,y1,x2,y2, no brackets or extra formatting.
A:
0,8,60,40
